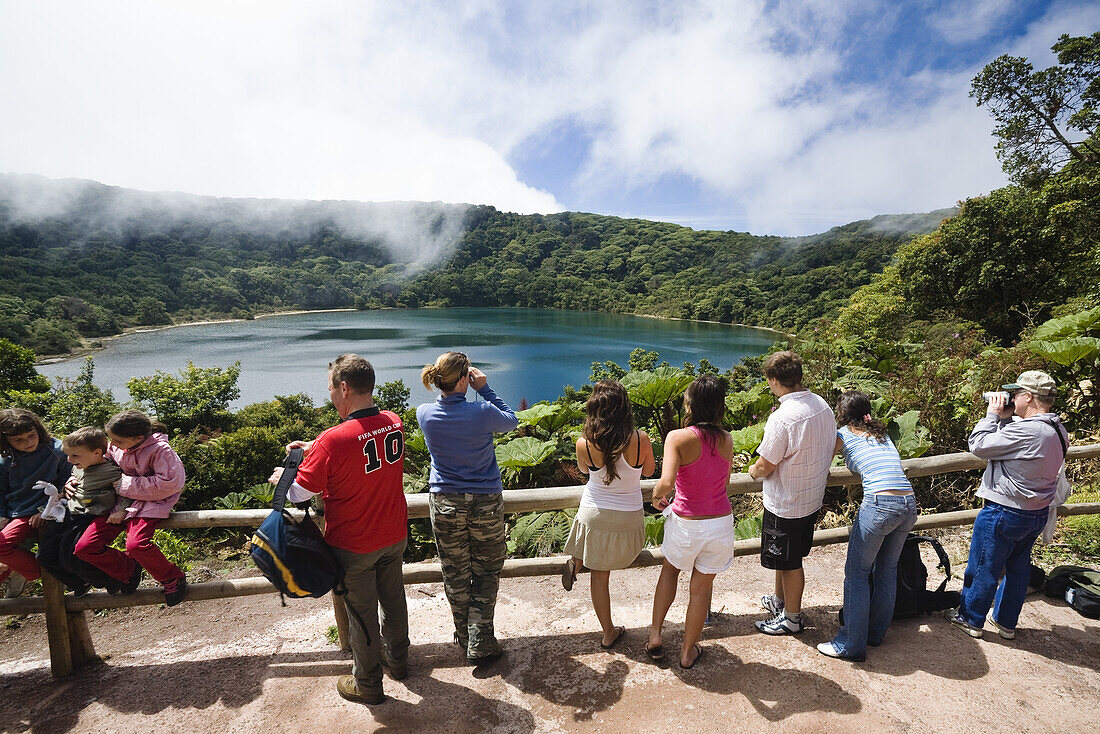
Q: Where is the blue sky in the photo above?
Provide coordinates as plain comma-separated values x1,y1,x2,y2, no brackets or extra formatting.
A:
1,1,1098,235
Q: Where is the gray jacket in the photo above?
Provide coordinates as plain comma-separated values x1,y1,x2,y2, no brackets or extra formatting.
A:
968,412,1068,511
69,460,128,516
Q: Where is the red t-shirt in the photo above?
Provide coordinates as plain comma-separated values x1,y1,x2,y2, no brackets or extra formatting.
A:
294,407,407,554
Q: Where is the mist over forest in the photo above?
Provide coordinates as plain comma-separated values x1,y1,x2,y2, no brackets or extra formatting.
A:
0,173,953,356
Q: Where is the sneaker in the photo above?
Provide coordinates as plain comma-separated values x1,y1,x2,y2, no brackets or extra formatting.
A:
72,581,93,598
4,573,26,599
817,641,865,662
163,576,189,607
336,675,385,705
755,611,804,635
989,617,1016,640
760,594,785,616
121,565,143,595
944,608,983,638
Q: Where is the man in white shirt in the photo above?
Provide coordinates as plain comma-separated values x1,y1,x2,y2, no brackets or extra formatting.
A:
748,351,836,635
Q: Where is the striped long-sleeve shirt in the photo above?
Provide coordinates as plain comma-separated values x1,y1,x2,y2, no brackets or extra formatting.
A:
838,427,912,495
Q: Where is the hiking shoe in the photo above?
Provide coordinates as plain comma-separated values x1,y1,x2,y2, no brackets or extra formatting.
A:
755,612,804,635
336,675,385,705
990,617,1016,640
760,594,785,615
4,573,26,599
817,641,865,662
121,565,143,595
944,609,983,638
72,581,93,598
163,576,189,607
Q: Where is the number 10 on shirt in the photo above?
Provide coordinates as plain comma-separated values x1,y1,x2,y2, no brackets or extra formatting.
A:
363,432,404,474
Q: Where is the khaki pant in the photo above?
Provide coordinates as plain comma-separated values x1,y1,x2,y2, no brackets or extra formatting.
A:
429,492,507,658
333,539,409,692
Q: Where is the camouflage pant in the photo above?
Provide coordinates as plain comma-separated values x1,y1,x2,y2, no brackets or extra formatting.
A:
429,492,507,659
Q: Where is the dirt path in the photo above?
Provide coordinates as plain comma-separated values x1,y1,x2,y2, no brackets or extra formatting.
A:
1,541,1097,734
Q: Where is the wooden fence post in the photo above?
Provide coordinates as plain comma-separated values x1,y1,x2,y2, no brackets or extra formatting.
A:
40,570,73,678
67,610,97,668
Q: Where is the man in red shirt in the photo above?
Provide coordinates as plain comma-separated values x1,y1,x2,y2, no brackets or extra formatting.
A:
270,354,408,706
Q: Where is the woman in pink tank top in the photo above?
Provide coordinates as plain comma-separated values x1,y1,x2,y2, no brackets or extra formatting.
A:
647,376,734,668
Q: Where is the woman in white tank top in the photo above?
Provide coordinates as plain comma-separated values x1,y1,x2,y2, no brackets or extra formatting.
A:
562,381,655,649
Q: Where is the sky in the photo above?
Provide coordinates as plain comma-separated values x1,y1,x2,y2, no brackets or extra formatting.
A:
1,0,1097,236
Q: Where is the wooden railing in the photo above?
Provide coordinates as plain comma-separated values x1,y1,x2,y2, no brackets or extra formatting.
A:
3,443,1099,677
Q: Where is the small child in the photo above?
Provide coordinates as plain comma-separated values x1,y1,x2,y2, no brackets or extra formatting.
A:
73,410,190,606
0,408,71,591
37,427,129,595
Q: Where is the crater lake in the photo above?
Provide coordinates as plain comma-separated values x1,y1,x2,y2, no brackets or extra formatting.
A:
39,308,782,407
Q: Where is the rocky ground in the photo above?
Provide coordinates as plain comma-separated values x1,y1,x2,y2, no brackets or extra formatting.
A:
1,533,1098,734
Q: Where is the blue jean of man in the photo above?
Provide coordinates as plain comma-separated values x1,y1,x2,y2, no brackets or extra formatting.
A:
957,501,1047,630
831,493,918,658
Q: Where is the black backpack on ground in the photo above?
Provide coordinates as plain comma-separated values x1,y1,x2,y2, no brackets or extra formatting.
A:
840,533,960,624
1044,565,1100,619
250,448,371,643
893,534,960,618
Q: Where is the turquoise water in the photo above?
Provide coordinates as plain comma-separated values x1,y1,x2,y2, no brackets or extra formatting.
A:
38,308,780,408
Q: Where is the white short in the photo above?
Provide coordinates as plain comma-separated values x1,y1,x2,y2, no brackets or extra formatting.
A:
660,512,736,574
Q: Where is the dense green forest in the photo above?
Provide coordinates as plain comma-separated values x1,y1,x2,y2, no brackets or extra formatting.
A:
0,172,950,355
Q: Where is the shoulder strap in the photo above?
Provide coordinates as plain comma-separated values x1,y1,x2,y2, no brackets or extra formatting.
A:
911,535,952,590
1037,417,1068,458
271,447,305,513
584,441,599,471
630,430,644,469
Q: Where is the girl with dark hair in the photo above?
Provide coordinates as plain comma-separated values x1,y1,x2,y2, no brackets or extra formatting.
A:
562,380,655,649
647,375,734,668
818,390,917,661
73,410,189,606
0,409,71,595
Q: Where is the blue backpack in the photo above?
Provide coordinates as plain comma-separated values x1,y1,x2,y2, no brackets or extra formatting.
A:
250,448,371,643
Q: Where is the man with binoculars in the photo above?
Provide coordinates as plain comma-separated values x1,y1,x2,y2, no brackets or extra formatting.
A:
946,371,1069,640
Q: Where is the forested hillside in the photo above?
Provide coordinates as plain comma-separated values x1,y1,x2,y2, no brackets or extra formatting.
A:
0,173,950,354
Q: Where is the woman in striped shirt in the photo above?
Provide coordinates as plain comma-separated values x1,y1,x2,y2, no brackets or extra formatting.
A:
818,391,918,661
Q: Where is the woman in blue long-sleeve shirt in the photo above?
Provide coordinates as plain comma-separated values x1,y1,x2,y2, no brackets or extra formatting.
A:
417,351,518,665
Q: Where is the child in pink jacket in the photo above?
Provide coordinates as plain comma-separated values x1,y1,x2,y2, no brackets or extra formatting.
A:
73,410,189,606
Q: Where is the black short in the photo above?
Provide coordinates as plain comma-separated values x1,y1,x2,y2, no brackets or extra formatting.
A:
760,508,818,570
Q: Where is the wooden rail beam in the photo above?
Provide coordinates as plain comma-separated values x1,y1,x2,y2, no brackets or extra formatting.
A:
6,502,1096,616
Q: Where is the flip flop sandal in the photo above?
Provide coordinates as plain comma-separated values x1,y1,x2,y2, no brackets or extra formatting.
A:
645,642,665,660
679,644,703,669
561,558,577,591
600,626,626,650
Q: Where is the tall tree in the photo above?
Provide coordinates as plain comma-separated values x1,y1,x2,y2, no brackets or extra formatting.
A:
971,32,1100,186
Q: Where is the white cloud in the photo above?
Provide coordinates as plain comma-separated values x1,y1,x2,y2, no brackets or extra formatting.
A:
2,0,1098,236
927,0,1016,44
0,1,562,214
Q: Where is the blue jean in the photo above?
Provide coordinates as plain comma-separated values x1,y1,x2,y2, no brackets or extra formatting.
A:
957,501,1047,630
832,493,918,658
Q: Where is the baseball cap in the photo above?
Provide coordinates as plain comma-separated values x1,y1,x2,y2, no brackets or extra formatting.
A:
1002,370,1056,396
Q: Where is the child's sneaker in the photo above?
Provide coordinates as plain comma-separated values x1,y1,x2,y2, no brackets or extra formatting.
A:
163,576,189,607
121,565,143,595
944,608,984,638
4,573,26,599
72,581,93,598
755,611,804,635
760,594,784,615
